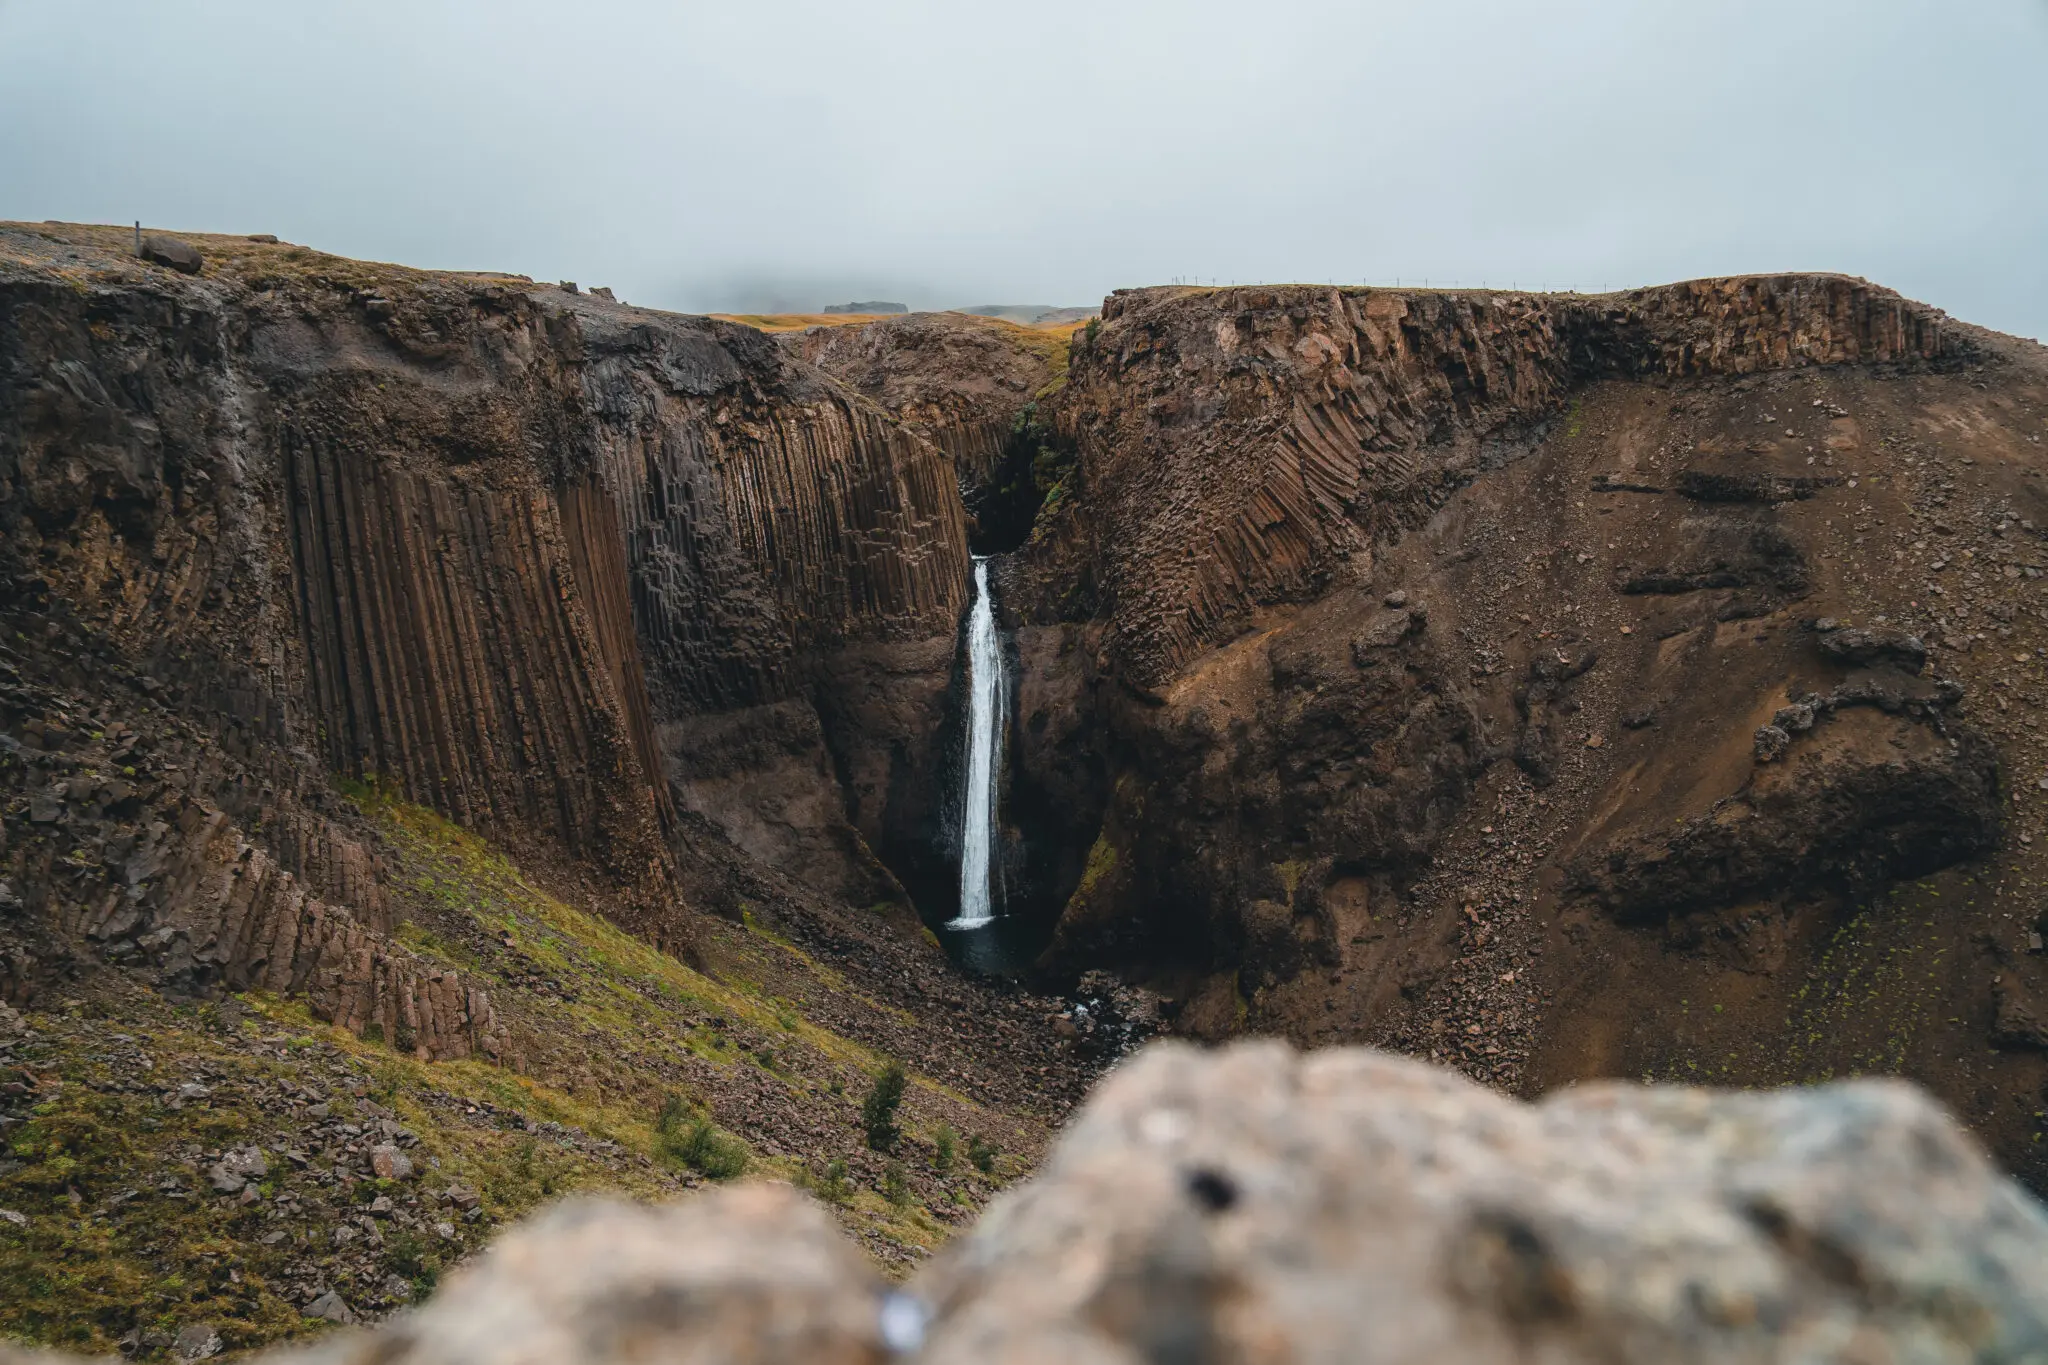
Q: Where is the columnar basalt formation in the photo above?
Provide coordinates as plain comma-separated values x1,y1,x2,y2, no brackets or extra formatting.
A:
782,311,1064,494
0,221,980,998
278,418,670,892
566,293,974,910
1035,277,1965,693
10,220,2048,1324
1009,273,2048,1188
61,798,510,1062
1,229,679,933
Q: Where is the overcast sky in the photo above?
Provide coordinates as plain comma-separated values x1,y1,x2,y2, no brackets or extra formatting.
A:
2,1,2044,338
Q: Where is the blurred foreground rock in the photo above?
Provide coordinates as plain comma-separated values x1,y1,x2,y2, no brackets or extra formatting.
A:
7,1042,2048,1365
289,1185,888,1365
918,1042,2048,1363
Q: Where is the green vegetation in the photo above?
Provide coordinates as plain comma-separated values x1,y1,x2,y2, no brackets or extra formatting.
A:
862,1063,908,1152
0,988,684,1358
932,1123,957,1173
799,1158,853,1206
968,1134,999,1175
1639,872,1988,1091
1562,397,1585,439
1,781,1044,1355
655,1094,749,1181
1061,833,1120,916
384,1228,444,1299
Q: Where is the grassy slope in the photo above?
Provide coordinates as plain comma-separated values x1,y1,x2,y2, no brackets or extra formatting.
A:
0,790,1039,1358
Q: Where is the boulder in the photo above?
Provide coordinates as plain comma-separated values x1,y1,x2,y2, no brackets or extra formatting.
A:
1994,971,2048,1050
1578,705,1999,922
169,1325,220,1361
138,234,203,274
369,1144,414,1181
289,1186,888,1365
1818,625,1927,673
206,1145,268,1194
302,1291,356,1326
913,1041,2048,1364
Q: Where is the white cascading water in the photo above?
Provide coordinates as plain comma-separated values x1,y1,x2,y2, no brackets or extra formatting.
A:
949,557,1004,929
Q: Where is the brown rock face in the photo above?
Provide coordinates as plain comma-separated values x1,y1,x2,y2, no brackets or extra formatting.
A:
1035,276,1957,692
783,310,1064,492
567,294,974,913
0,222,982,1025
2,232,679,937
60,797,509,1061
1005,273,2048,1188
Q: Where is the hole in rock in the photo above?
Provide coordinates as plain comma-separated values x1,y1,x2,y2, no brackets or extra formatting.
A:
1184,1167,1240,1213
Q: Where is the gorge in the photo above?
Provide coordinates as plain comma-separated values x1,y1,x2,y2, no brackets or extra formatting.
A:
4,221,2048,1356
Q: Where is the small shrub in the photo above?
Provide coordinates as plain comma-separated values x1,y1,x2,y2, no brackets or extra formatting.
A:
882,1160,909,1207
655,1092,749,1180
678,1119,749,1179
801,1158,852,1205
932,1123,957,1173
385,1229,442,1296
372,1060,408,1101
861,1062,906,1152
968,1134,998,1175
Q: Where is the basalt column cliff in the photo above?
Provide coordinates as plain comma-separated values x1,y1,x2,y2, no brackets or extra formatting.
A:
0,223,1089,1086
996,276,2048,1189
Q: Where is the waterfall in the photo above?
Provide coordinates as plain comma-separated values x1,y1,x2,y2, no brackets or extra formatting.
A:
949,556,1004,930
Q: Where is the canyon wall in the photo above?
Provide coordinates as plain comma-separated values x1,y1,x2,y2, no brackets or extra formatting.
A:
1033,277,1960,691
564,293,975,915
785,311,1067,548
0,223,975,1028
1010,274,2048,1188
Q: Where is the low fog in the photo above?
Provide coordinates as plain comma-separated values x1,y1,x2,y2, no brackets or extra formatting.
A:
2,1,2043,338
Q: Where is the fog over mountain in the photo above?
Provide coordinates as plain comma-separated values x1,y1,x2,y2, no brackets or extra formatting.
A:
2,0,2044,333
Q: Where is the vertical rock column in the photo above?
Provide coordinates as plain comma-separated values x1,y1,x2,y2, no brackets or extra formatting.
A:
279,422,675,914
